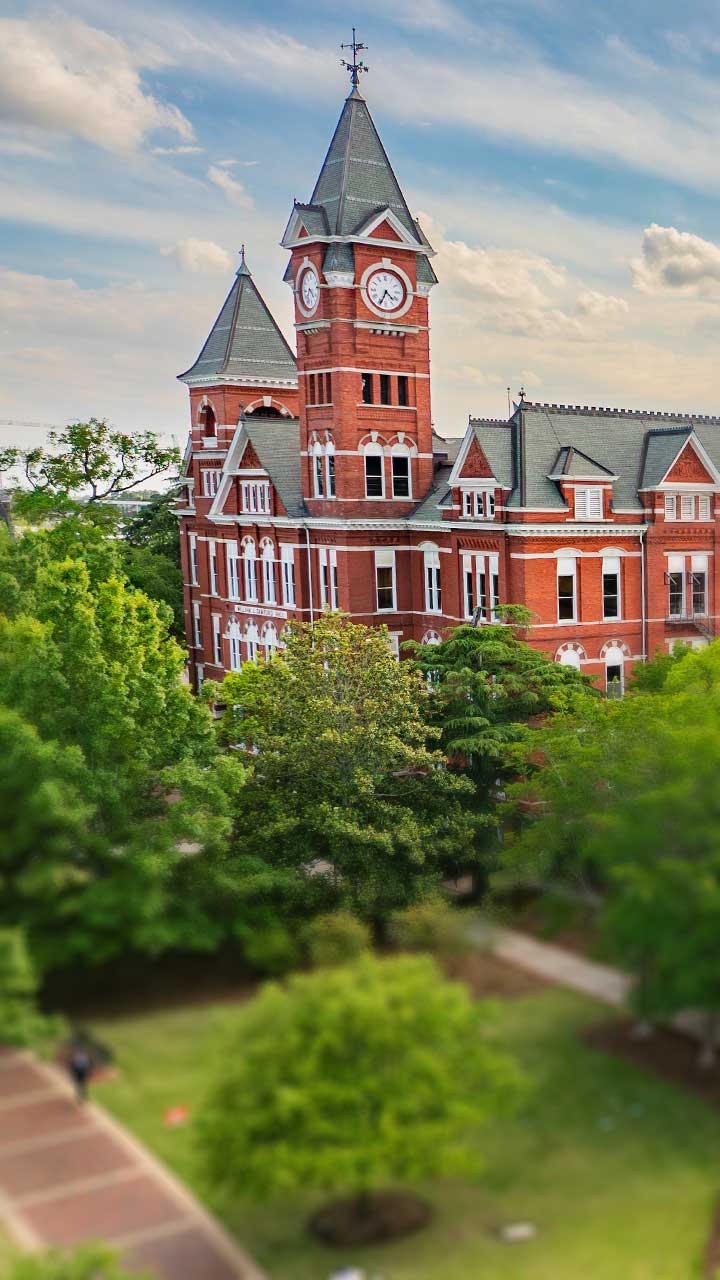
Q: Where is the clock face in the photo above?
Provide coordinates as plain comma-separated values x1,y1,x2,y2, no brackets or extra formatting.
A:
300,267,319,312
367,269,405,312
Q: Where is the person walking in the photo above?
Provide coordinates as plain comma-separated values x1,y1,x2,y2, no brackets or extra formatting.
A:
68,1047,91,1103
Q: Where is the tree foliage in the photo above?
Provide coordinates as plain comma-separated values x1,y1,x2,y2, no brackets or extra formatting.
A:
0,928,55,1047
198,954,522,1202
0,419,178,518
7,1244,148,1280
208,614,477,919
504,639,720,1063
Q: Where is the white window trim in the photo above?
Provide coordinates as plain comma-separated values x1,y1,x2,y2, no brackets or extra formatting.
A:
424,549,442,614
574,487,604,521
557,557,577,624
602,555,621,623
375,548,396,611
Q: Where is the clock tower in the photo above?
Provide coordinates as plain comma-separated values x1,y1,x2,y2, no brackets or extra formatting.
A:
281,38,437,518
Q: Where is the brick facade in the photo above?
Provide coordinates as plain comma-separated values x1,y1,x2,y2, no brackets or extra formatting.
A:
178,88,720,693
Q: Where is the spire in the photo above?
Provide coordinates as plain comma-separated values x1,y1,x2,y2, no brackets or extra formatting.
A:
178,250,297,387
340,28,369,96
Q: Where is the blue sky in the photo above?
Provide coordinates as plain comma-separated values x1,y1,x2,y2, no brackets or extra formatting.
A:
3,0,720,453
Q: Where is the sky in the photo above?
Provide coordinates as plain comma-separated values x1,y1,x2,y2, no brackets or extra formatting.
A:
3,0,720,455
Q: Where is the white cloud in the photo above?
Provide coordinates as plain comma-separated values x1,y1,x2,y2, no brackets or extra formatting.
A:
152,144,204,156
632,224,720,296
0,16,193,152
161,238,232,274
575,290,629,320
207,164,253,208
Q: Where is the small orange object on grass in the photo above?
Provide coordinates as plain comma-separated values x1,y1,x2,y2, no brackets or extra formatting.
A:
163,1105,190,1127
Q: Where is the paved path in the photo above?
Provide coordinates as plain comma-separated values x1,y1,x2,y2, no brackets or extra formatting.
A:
0,1049,266,1280
489,925,633,1007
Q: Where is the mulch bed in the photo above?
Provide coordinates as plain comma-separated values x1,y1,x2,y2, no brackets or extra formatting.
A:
308,1190,432,1246
583,1018,720,1108
444,950,550,999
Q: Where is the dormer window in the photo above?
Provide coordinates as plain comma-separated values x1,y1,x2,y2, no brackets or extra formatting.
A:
201,469,220,497
462,489,495,518
574,487,603,520
241,481,270,514
664,493,712,521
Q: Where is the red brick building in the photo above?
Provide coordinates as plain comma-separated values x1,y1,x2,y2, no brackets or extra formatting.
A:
178,81,720,693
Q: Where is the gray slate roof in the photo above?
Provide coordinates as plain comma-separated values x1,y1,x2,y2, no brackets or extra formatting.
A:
470,419,515,490
509,405,720,511
549,446,616,480
243,416,305,518
179,255,297,387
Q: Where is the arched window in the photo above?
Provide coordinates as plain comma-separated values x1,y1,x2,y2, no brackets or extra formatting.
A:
558,649,581,670
312,440,325,498
262,622,278,659
604,645,625,698
261,539,276,604
242,537,257,602
245,622,260,664
364,441,384,498
199,403,216,436
421,629,441,646
390,442,412,499
421,543,442,614
325,439,336,498
228,620,242,672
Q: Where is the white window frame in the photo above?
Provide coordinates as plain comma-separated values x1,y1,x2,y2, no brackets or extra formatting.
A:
313,444,325,498
227,541,240,601
326,444,336,498
557,556,577,624
375,547,396,611
262,622,278,659
228,622,242,671
245,623,259,664
664,493,677,521
668,553,685,618
192,600,202,649
364,444,385,499
281,546,296,607
261,542,276,604
189,534,199,586
212,614,222,666
574,487,603,521
391,445,412,499
201,469,220,497
243,540,258,602
209,541,218,596
699,494,711,521
424,548,442,614
602,555,621,622
692,553,708,616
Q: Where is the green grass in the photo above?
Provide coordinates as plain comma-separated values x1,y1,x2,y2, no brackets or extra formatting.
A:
91,987,720,1280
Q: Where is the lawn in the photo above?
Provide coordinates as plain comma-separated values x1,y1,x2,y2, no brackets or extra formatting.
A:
91,982,720,1280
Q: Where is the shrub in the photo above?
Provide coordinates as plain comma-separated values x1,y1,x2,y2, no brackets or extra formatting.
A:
241,921,300,976
0,928,57,1047
8,1242,147,1279
305,911,371,968
388,895,469,957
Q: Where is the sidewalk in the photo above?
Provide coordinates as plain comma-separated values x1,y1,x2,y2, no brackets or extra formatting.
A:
0,1049,266,1280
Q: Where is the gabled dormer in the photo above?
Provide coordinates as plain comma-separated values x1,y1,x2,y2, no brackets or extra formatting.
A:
446,424,503,521
547,446,617,521
208,415,303,525
640,429,720,523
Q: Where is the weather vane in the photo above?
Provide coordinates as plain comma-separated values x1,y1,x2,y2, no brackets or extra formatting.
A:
341,28,368,90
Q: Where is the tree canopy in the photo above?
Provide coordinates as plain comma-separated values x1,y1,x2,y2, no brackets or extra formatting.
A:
208,614,477,920
199,953,522,1206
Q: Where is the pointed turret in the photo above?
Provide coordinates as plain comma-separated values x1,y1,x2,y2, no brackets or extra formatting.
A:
281,90,436,283
178,249,297,387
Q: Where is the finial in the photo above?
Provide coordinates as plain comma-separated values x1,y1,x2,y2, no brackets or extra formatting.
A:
237,244,250,276
519,385,526,402
341,27,369,92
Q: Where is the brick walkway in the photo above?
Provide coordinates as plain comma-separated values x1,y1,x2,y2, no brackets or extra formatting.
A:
0,1050,266,1280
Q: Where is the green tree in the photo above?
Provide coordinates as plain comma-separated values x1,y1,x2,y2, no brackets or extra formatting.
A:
123,488,182,563
209,614,477,920
0,419,178,519
0,928,54,1046
7,1243,148,1280
504,643,720,1066
198,954,522,1236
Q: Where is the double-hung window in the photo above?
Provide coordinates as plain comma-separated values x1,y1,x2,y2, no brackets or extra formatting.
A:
229,623,242,671
424,548,442,613
391,453,411,498
463,554,475,619
192,601,202,649
602,556,621,620
209,541,219,596
557,557,577,622
189,535,199,585
314,450,325,497
227,541,240,600
281,546,296,607
201,469,220,497
319,549,339,611
243,542,258,601
365,449,384,498
262,544,276,604
326,450,336,497
574,487,603,520
375,548,396,611
692,554,708,615
667,554,684,617
212,615,222,666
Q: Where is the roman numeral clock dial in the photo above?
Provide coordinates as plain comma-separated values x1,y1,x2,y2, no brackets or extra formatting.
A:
367,269,404,312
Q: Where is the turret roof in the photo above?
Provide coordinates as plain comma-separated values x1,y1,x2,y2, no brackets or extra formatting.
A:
178,251,297,387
